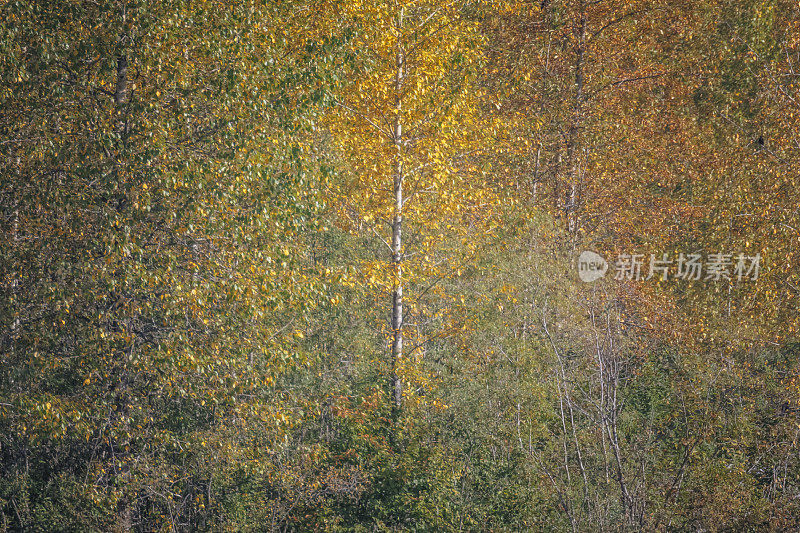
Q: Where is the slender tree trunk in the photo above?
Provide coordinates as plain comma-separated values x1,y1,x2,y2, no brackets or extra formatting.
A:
114,55,129,143
113,26,133,529
390,8,405,417
565,0,585,233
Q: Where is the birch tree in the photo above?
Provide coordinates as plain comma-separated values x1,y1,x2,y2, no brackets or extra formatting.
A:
330,0,496,417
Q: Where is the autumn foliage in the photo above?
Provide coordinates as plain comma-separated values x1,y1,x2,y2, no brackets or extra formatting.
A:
1,0,799,531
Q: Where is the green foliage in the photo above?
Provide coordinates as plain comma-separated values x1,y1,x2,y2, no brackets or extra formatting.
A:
0,0,335,530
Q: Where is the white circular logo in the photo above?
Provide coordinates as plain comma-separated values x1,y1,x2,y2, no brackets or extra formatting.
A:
577,251,608,282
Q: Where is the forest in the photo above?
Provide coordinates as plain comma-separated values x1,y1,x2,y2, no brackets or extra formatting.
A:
1,0,800,531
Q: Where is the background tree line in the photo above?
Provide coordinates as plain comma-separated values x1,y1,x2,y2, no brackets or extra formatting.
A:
1,0,799,530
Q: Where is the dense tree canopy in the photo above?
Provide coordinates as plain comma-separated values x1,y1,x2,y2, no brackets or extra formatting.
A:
1,0,799,531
